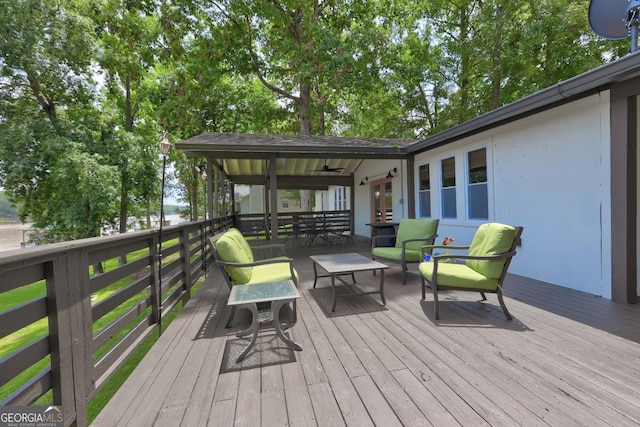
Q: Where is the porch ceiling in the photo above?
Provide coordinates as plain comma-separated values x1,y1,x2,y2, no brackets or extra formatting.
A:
176,132,414,189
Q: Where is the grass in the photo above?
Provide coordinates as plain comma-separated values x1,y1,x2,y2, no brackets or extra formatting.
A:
0,238,200,415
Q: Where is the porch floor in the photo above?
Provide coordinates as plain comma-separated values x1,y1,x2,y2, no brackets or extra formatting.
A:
92,239,640,426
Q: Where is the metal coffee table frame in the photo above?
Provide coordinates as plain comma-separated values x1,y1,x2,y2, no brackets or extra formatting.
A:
227,280,302,363
310,253,389,311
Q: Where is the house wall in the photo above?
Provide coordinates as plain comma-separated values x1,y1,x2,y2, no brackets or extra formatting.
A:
412,92,613,298
315,186,351,212
354,159,407,237
239,186,301,214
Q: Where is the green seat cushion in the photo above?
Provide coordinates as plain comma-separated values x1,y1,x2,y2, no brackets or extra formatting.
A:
419,261,499,290
372,247,422,262
215,229,254,284
396,219,438,252
246,263,299,285
466,223,517,279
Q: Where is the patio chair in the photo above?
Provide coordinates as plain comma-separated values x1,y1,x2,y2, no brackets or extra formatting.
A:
209,227,299,327
371,218,439,285
419,222,523,320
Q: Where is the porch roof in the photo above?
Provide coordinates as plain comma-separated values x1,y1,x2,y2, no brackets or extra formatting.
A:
176,132,413,189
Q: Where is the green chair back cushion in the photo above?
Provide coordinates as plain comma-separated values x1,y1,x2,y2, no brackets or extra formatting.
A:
395,219,438,252
215,228,254,284
466,223,517,279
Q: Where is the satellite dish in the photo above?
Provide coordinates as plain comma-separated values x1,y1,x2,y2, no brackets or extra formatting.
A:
588,0,630,39
589,0,640,52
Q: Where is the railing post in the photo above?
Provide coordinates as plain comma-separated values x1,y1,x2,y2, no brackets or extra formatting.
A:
180,227,192,293
47,248,92,426
150,234,160,327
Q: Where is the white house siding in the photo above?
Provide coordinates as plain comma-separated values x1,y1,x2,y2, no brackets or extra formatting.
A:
240,186,301,214
354,159,407,237
413,92,612,298
315,186,352,212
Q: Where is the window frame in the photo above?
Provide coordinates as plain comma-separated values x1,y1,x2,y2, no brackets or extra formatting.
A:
418,163,432,218
440,156,457,219
465,147,489,221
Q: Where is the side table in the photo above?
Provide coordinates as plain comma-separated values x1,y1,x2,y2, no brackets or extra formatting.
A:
227,280,302,363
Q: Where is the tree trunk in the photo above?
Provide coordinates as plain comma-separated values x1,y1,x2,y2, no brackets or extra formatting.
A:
491,4,505,109
299,82,314,211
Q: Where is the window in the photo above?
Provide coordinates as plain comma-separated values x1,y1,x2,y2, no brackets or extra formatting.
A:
441,157,457,218
334,187,346,210
418,164,431,217
467,148,488,219
282,198,289,208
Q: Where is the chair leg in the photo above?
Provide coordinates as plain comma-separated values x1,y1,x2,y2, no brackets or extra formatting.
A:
421,277,426,299
497,289,513,320
432,284,440,320
402,262,407,285
480,292,487,301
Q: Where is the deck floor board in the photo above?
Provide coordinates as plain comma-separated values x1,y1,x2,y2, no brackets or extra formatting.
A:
92,240,640,426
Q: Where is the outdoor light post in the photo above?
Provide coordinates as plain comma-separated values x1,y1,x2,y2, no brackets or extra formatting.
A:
199,164,208,220
158,132,172,335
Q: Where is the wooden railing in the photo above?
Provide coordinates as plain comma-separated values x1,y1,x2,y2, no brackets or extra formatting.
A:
0,211,351,426
234,210,352,244
0,217,231,425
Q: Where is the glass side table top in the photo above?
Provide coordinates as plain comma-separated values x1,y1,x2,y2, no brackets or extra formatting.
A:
228,280,299,306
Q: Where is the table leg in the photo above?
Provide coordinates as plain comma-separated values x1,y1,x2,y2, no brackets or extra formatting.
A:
331,273,337,312
235,303,259,363
312,261,319,288
272,300,302,351
379,269,386,305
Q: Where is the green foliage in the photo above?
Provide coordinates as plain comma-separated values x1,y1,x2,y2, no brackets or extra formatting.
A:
0,0,631,234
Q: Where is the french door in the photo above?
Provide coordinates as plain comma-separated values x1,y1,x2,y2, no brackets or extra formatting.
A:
371,177,393,223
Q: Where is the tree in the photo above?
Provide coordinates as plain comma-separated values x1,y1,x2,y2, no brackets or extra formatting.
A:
0,0,120,241
93,0,162,233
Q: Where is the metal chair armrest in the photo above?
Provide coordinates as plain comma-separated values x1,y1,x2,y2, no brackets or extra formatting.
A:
421,245,470,257
214,257,293,268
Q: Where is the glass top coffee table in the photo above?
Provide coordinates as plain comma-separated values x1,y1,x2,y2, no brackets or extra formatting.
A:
309,253,389,312
227,280,302,363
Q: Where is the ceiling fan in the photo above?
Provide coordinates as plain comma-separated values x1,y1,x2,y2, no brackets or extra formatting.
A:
314,159,344,173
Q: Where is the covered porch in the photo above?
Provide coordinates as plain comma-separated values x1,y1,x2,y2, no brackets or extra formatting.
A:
92,239,640,426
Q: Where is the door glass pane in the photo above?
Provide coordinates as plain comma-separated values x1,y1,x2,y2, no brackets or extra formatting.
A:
373,183,382,222
385,181,393,222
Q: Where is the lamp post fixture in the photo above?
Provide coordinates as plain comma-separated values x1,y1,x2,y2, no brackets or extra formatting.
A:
158,132,171,335
198,164,208,220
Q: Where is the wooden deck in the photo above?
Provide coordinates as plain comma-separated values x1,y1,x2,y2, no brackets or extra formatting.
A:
92,240,640,426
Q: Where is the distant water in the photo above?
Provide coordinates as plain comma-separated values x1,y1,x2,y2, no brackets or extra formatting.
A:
0,223,32,253
0,214,187,253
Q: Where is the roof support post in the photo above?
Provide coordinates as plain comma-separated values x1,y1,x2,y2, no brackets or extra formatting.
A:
611,78,639,303
269,154,279,243
407,157,415,218
350,173,355,235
